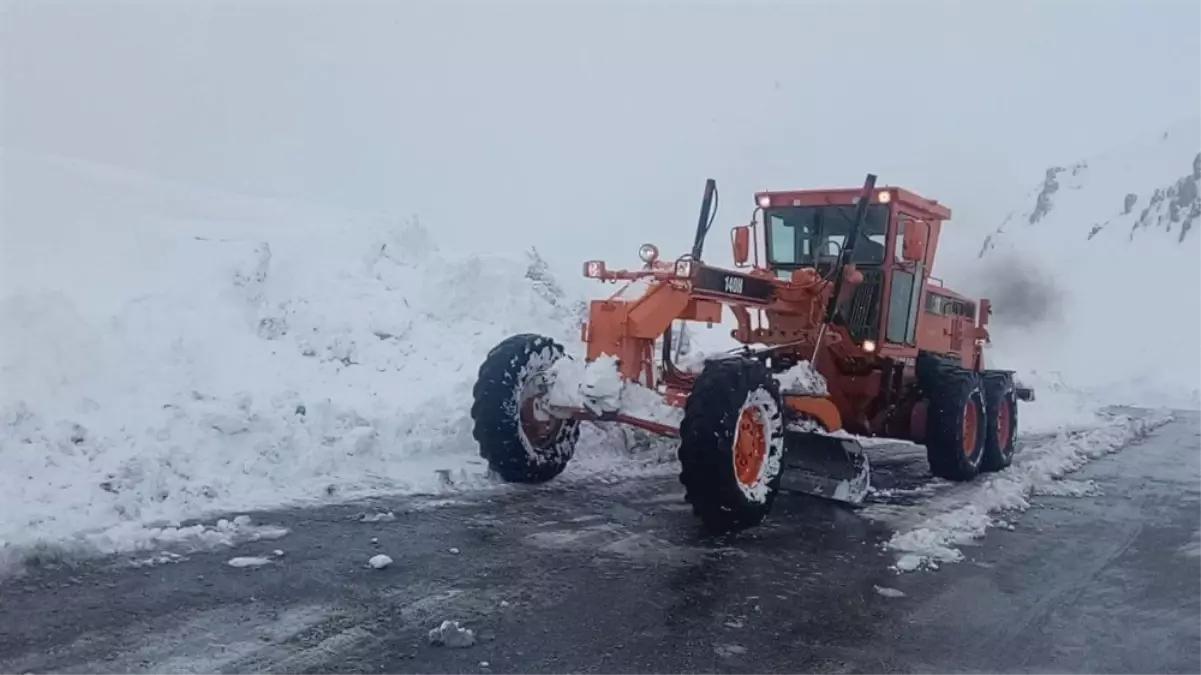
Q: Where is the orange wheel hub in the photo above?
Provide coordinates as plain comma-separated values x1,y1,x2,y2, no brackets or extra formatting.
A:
734,407,767,487
962,399,979,456
520,396,561,448
997,398,1013,448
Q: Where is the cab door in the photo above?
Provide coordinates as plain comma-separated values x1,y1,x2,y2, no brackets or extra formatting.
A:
883,214,925,347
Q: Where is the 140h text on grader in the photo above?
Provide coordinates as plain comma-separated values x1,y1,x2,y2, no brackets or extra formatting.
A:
471,174,1034,533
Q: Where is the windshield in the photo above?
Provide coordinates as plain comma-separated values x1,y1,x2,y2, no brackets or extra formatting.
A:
765,204,891,267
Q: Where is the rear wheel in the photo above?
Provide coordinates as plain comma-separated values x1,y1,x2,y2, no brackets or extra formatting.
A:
471,334,579,483
678,358,785,533
980,371,1019,472
919,356,987,481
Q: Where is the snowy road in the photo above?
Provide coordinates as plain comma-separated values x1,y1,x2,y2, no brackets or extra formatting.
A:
1,411,1197,674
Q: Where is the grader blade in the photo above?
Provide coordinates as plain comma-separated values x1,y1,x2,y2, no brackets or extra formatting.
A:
779,428,871,505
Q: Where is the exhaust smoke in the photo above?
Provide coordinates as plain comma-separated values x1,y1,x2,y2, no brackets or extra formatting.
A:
974,253,1064,330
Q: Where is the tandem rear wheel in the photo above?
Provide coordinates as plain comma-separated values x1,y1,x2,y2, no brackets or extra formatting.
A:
918,354,1020,482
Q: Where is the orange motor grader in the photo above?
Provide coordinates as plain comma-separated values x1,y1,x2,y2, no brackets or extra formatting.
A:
471,174,1034,533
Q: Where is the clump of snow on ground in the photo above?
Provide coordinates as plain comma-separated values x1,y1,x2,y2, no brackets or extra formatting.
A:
873,585,906,598
0,149,623,564
227,555,273,568
368,554,393,570
428,620,475,648
882,411,1173,572
774,361,828,395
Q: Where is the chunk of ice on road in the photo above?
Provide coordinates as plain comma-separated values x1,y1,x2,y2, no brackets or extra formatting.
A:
357,511,396,523
873,585,907,598
227,555,273,568
428,620,476,648
368,554,393,569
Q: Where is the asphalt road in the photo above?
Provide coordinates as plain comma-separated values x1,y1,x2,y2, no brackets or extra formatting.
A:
0,411,1197,674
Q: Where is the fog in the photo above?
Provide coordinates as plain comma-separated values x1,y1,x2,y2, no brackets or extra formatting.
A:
3,0,1199,265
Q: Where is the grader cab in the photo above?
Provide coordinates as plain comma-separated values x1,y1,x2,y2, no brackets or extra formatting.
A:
471,174,1034,533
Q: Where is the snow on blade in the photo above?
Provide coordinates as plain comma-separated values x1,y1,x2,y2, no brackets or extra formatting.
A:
881,411,1173,572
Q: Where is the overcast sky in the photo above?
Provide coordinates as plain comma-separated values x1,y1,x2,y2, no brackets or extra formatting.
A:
2,0,1198,265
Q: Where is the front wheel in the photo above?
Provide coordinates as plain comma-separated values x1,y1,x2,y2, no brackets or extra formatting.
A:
678,358,786,533
470,334,579,483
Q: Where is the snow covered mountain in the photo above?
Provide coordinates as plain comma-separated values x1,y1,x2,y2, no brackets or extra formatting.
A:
980,118,1200,253
959,116,1201,409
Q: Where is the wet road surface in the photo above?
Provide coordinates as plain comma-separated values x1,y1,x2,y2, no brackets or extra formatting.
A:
0,411,1197,673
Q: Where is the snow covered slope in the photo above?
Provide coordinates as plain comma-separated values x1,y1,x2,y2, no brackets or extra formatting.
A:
947,116,1201,410
0,148,604,563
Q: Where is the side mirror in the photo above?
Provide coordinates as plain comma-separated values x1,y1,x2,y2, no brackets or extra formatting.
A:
902,219,928,262
731,225,751,267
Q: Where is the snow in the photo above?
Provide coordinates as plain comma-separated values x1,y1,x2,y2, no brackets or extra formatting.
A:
547,354,684,428
731,388,785,504
428,620,475,648
0,148,618,565
2,115,1193,571
367,554,393,570
873,585,906,598
774,362,828,396
547,355,623,413
227,555,273,568
877,411,1173,572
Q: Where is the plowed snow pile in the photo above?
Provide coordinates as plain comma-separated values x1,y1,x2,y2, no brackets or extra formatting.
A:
871,410,1175,572
0,149,606,564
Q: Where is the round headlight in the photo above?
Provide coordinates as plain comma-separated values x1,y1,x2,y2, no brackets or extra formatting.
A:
756,194,772,209
862,339,877,353
638,243,660,264
877,190,892,204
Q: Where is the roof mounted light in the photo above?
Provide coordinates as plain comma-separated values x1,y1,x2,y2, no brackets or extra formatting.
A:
756,194,772,209
877,190,892,204
638,243,659,264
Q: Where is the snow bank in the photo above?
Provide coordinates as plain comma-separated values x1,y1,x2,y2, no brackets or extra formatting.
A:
0,149,599,562
881,411,1173,572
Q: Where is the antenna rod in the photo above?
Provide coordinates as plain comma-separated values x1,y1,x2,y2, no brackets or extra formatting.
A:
812,173,878,364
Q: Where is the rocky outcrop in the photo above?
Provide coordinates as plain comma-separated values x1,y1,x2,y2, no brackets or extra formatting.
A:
1027,162,1088,226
